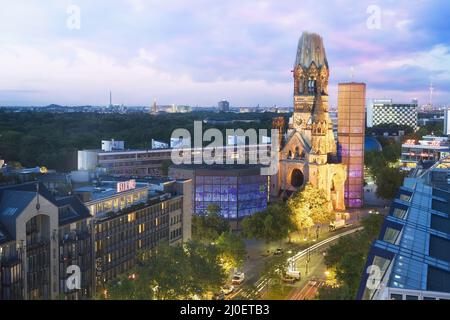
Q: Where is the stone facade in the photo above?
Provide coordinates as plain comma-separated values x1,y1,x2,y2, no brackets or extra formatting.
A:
273,32,347,211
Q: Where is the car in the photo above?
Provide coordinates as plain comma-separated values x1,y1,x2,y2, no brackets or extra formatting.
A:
282,275,296,284
213,292,225,300
274,248,284,256
221,285,235,295
286,270,301,280
231,272,245,285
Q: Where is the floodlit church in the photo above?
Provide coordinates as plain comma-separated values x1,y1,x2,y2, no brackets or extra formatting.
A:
273,32,347,211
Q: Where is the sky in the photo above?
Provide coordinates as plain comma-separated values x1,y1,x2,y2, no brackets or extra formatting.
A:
0,0,449,107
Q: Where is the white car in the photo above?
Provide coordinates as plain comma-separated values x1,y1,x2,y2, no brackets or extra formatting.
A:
221,285,235,295
231,272,245,285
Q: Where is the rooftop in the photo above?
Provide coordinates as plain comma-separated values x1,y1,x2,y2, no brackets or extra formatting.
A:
358,157,450,299
294,32,328,69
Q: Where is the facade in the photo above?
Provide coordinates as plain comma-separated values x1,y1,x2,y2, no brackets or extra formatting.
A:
368,100,418,128
74,178,191,286
358,158,450,300
169,165,268,229
0,182,93,300
273,32,347,211
400,136,450,171
78,143,270,177
444,109,450,135
218,100,230,112
338,82,366,208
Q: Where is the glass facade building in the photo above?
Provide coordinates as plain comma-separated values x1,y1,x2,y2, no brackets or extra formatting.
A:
170,165,269,221
358,158,450,300
338,82,366,208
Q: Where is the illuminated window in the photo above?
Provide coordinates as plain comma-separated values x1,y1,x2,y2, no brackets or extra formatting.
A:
108,253,112,263
128,213,136,223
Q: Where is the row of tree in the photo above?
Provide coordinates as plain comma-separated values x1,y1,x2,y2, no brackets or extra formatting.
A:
0,111,279,172
102,204,248,300
102,241,226,300
318,214,385,299
242,183,334,244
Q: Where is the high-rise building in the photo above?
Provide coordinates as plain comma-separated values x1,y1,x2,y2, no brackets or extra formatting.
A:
338,82,366,208
444,109,450,135
218,100,230,112
367,100,418,128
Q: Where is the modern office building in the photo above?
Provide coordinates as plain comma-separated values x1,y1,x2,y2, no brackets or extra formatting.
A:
73,177,191,286
367,100,418,129
218,100,230,112
169,164,268,229
358,158,450,300
78,141,271,177
444,109,450,135
0,182,94,300
338,82,366,208
400,136,450,171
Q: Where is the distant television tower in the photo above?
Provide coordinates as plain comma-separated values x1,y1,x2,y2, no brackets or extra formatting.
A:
429,82,434,110
109,91,113,107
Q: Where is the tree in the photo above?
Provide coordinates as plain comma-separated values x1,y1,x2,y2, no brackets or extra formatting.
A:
319,214,385,300
375,167,407,200
103,241,227,300
287,183,334,236
192,205,229,243
216,232,247,271
242,202,294,243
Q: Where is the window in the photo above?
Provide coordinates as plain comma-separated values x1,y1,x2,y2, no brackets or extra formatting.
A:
405,295,418,300
390,294,403,300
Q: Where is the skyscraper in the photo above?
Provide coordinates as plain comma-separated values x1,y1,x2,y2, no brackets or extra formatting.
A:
218,100,230,112
338,82,366,208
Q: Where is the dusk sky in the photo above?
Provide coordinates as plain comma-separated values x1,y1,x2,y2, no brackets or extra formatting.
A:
0,0,449,107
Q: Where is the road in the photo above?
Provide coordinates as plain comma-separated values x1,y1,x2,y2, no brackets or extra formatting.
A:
228,225,364,300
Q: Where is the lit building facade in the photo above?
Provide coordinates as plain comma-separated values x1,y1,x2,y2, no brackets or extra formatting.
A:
169,165,268,229
338,82,366,208
74,178,191,286
400,136,450,171
273,32,347,211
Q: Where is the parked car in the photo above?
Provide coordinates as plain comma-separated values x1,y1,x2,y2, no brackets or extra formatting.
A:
231,272,245,285
286,270,301,280
213,292,225,300
274,248,284,256
221,285,235,295
282,275,296,284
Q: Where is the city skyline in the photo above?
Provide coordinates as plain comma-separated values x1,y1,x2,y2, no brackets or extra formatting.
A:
0,0,449,107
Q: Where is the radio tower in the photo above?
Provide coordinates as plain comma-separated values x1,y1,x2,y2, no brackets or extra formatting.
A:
429,82,434,110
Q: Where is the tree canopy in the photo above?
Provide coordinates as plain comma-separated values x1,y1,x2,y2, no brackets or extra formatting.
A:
287,183,334,231
242,202,294,243
319,214,385,300
103,241,226,300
